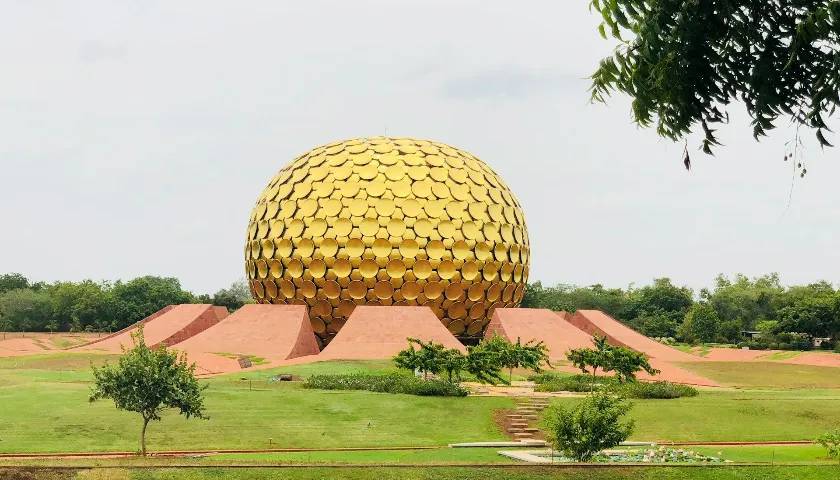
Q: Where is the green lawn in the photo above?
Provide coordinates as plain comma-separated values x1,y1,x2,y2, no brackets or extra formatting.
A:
545,389,840,442
0,357,511,453
3,353,840,457
693,445,838,464
677,362,840,389
2,466,840,480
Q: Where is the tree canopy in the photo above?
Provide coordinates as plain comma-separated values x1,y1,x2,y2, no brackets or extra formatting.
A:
523,273,840,348
590,1,840,161
89,328,207,455
0,273,249,333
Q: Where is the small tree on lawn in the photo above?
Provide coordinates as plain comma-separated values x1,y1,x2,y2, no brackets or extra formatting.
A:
89,327,207,456
437,347,467,383
817,429,840,465
567,336,659,388
567,336,613,391
393,338,446,380
464,344,507,385
478,335,550,383
609,346,659,383
543,391,634,462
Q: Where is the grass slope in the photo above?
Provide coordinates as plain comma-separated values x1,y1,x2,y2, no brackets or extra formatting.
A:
677,362,840,389
545,389,840,442
3,354,840,455
0,357,510,453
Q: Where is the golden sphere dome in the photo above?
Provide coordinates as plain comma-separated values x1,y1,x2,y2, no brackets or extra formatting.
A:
245,137,530,345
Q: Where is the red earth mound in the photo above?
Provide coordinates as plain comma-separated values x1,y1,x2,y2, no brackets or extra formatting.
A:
569,310,698,362
76,304,227,353
483,308,592,360
566,310,717,386
70,305,176,349
172,304,320,374
319,306,466,360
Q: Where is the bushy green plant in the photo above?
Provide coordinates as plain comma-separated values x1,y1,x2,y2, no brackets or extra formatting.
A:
608,346,659,382
527,372,568,384
478,335,551,382
534,374,615,393
463,344,507,385
532,374,697,399
543,392,634,462
89,328,207,455
302,373,467,397
567,336,659,389
817,429,840,464
393,338,506,384
620,381,698,399
567,336,612,390
393,338,446,379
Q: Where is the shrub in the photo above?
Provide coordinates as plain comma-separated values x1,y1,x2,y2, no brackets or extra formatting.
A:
302,373,468,397
528,372,568,384
816,429,840,464
543,392,634,462
620,381,698,399
532,374,697,399
534,374,614,393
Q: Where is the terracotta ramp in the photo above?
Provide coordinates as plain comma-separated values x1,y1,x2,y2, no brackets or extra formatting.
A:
319,306,466,360
76,304,227,353
483,308,592,360
173,304,319,373
568,310,697,362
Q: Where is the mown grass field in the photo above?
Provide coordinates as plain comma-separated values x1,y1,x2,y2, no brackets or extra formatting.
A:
2,352,840,479
0,356,510,453
677,361,840,389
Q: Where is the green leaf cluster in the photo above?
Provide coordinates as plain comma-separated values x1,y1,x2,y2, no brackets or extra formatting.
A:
543,391,635,461
817,429,840,464
567,336,659,386
590,0,840,152
393,335,551,385
89,328,207,455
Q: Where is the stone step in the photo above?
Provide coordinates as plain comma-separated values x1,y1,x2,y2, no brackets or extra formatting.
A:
513,433,534,439
523,427,539,433
509,423,529,428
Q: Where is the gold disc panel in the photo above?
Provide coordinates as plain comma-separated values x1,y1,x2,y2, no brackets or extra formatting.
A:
245,137,530,345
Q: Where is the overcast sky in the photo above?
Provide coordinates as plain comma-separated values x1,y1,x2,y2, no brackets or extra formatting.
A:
2,1,838,295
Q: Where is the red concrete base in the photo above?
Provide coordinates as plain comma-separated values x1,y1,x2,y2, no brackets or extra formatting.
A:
71,305,176,349
319,306,466,360
77,304,227,352
173,304,319,373
484,308,593,360
568,310,696,362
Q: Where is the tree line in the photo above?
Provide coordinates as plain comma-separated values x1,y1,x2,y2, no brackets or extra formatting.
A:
523,273,840,349
0,273,251,333
4,271,840,349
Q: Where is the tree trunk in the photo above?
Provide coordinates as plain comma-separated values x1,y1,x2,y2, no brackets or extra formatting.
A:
591,367,598,393
140,417,150,456
509,367,513,384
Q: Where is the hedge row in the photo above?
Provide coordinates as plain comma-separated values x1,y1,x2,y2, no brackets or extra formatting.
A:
302,373,468,397
530,373,698,399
